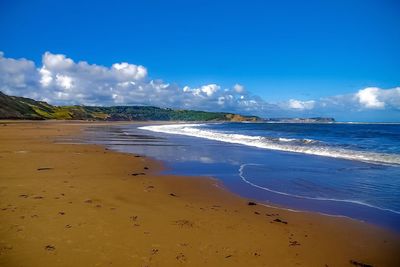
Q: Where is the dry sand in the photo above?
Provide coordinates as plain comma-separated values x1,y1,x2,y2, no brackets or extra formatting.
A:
0,121,399,267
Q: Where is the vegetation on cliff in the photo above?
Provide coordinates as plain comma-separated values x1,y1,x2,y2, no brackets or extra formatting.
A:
0,92,259,121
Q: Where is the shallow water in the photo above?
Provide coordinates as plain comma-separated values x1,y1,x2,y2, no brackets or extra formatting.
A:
81,122,400,232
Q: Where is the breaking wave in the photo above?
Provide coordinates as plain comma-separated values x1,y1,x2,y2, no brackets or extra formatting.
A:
139,124,400,165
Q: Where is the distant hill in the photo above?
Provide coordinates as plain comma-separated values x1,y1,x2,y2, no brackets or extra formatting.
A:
0,91,259,122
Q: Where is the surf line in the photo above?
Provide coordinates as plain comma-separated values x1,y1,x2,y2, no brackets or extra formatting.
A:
139,124,400,166
238,163,400,215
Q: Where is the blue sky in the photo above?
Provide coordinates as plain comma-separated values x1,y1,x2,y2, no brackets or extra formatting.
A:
0,0,400,121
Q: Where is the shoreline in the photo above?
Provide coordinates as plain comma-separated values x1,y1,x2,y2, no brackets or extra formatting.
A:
1,121,399,266
92,121,400,231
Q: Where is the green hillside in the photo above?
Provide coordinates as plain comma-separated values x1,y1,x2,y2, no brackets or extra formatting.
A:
0,91,259,122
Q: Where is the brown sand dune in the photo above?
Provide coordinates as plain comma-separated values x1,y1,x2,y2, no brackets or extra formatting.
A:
0,121,399,267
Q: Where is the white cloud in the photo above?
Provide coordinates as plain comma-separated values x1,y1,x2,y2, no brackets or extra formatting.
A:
39,67,52,87
287,99,315,110
111,62,147,80
282,87,400,115
56,74,73,89
354,87,400,110
0,51,270,113
233,83,245,93
355,87,385,109
1,51,399,120
183,84,220,97
0,52,40,98
42,52,74,70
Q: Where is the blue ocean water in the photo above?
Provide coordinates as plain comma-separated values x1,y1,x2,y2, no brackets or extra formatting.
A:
83,122,400,231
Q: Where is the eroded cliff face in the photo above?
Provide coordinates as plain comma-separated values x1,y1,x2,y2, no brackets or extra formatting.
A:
225,114,259,122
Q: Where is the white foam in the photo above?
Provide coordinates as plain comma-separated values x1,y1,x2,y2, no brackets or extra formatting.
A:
139,124,400,165
239,164,400,215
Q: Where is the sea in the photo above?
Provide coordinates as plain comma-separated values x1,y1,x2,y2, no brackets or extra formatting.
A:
81,122,400,231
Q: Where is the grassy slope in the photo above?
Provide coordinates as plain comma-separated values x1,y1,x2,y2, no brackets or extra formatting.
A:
0,92,259,121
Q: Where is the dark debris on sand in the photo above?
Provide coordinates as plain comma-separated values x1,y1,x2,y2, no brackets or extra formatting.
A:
272,218,288,224
131,172,146,176
349,260,374,267
37,167,53,171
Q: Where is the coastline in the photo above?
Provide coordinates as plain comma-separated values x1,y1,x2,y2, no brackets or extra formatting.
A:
0,121,399,266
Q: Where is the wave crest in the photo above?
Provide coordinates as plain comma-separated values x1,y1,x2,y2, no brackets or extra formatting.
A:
139,124,400,165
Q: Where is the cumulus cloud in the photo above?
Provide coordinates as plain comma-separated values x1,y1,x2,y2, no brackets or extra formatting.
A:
0,51,273,113
183,84,220,97
355,87,400,109
282,87,400,114
286,99,316,110
0,52,39,97
355,87,385,108
1,51,400,120
233,83,245,93
33,51,155,105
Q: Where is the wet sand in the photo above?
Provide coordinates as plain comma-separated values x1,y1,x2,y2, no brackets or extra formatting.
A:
0,121,399,267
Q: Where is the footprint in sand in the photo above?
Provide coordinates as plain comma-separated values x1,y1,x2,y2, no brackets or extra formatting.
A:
0,244,13,255
174,220,194,228
289,240,301,247
176,253,187,263
130,215,140,226
44,245,55,251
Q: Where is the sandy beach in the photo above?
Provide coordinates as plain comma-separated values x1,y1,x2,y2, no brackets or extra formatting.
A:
0,121,399,267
